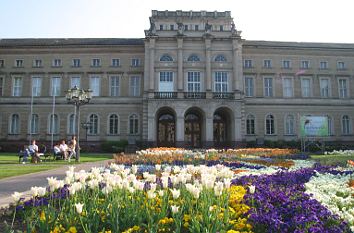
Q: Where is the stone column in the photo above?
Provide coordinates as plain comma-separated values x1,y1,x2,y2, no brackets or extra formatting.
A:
149,38,156,91
205,39,212,91
143,40,150,92
232,38,243,91
147,115,156,142
234,116,242,142
205,116,214,148
177,38,183,91
176,116,185,147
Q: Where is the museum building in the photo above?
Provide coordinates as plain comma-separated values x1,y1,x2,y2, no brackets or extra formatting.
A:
0,10,354,148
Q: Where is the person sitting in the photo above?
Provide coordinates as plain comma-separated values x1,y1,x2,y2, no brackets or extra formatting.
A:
53,143,62,160
59,140,69,160
19,145,30,164
28,139,40,163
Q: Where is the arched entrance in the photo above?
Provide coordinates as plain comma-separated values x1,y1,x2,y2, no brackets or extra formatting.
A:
213,108,232,147
157,109,176,147
185,110,202,148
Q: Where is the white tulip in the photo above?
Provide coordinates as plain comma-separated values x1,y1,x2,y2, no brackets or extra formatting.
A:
155,164,161,171
170,188,180,199
12,192,21,202
249,185,256,194
171,205,179,214
147,190,156,199
75,203,84,214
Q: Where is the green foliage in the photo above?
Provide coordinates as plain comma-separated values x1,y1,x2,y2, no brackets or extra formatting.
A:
101,140,128,153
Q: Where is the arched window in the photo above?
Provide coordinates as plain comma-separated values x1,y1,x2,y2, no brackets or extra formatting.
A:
129,114,139,134
68,114,76,135
10,114,19,134
215,54,227,62
30,114,39,134
187,54,200,62
88,114,98,135
285,115,295,135
246,114,255,135
160,54,173,62
265,114,275,135
109,114,119,135
49,114,59,134
342,115,351,135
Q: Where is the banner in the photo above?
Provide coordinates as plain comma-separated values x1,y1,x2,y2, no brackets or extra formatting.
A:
300,116,328,137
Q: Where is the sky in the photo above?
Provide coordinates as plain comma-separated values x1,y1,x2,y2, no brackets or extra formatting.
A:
0,0,353,43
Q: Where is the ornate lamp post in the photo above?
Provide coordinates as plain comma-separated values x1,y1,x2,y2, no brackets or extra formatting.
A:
81,121,92,142
65,86,92,162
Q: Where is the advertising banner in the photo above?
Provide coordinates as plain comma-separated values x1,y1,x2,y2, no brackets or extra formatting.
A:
300,116,328,137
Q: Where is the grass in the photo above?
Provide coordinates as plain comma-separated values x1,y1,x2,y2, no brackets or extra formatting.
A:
310,154,353,166
0,153,113,179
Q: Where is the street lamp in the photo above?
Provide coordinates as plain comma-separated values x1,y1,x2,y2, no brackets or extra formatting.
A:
65,86,92,162
81,121,92,142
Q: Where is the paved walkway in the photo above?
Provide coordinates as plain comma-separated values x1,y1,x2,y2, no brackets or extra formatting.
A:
0,159,113,208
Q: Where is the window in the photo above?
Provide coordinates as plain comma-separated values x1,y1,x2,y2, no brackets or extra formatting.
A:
110,75,120,96
90,76,100,96
264,77,273,97
265,114,275,135
30,114,39,134
244,77,254,97
184,25,188,31
51,77,61,96
282,77,293,97
92,58,101,67
88,114,98,135
244,59,253,68
195,25,199,31
214,72,228,92
70,76,80,88
301,78,311,97
342,115,351,135
327,116,333,136
320,78,330,97
33,59,42,68
159,72,173,91
320,61,328,70
130,76,140,96
31,77,42,97
301,60,310,69
49,114,59,134
187,72,201,92
263,59,272,68
282,60,291,69
72,59,80,67
187,54,200,62
337,61,345,70
170,25,174,30
159,25,164,30
160,54,173,62
52,59,62,67
285,115,295,135
15,59,24,67
219,25,224,31
12,76,22,96
0,76,4,96
68,114,76,135
131,58,140,67
215,55,227,62
246,115,255,135
129,114,139,134
10,114,20,134
109,114,119,135
339,78,348,98
0,59,4,68
111,58,120,67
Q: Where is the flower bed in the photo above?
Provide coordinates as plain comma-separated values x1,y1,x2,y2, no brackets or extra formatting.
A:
6,148,354,232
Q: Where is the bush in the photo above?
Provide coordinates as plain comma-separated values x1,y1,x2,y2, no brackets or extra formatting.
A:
101,140,128,153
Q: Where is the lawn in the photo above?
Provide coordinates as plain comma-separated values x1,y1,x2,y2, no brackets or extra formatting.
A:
310,154,354,166
0,153,113,179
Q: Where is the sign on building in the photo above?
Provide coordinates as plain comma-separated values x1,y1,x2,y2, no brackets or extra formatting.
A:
300,116,328,137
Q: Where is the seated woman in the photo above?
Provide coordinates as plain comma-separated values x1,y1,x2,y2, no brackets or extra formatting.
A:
59,140,69,160
28,140,40,163
53,143,62,160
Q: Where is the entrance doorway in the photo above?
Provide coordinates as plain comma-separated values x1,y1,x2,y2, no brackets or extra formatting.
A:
213,108,231,147
157,111,175,147
185,112,202,148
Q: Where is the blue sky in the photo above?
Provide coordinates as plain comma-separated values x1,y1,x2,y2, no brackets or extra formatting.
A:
1,0,353,43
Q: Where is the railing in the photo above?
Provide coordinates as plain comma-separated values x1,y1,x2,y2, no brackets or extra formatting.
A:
212,92,234,99
183,92,206,99
154,92,178,99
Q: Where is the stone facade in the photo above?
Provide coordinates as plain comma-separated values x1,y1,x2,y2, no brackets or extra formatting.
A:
0,10,354,148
